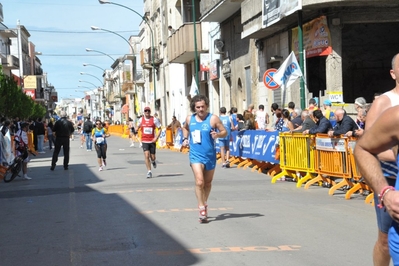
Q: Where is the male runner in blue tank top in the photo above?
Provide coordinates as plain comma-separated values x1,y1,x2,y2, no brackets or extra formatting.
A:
182,95,227,223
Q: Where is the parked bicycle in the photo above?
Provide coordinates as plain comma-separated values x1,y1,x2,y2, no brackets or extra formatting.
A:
2,148,35,183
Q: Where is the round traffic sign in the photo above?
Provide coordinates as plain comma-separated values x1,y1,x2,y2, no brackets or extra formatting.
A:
263,68,279,90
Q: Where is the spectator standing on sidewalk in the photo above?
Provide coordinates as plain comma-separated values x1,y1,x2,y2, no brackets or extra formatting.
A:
230,107,238,130
218,107,233,168
36,117,45,153
327,108,358,137
137,106,162,178
255,104,267,130
1,120,14,166
47,119,55,150
302,109,332,134
167,116,181,141
83,117,93,151
51,111,75,171
182,95,227,223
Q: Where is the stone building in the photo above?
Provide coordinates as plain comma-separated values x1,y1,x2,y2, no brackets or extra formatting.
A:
140,0,399,126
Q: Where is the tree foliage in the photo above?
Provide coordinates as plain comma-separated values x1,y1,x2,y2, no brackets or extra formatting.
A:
0,67,47,119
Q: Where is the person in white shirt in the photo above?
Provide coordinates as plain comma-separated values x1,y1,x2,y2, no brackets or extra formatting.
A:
255,104,267,130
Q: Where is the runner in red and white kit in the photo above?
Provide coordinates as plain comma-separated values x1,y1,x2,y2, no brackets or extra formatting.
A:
137,106,162,178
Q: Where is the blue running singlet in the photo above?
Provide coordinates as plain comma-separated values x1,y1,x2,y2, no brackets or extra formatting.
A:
189,113,216,170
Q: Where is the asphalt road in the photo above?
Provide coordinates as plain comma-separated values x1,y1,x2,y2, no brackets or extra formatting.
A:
0,134,379,266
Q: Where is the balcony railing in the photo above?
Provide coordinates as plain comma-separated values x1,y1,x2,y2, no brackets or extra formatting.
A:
167,22,204,64
140,48,162,69
2,55,19,69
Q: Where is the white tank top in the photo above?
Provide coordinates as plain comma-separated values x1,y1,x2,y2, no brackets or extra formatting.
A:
384,90,399,106
256,110,266,129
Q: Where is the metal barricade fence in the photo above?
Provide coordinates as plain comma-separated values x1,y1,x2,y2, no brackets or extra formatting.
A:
271,133,317,188
304,134,354,195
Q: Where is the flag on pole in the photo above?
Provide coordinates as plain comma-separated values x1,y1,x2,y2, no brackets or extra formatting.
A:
189,75,199,97
273,51,303,90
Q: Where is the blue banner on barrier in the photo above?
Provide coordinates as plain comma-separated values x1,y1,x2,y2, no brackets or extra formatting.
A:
216,130,280,164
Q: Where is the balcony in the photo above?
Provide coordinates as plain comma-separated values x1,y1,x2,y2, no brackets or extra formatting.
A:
140,48,162,69
134,70,145,85
200,0,244,22
167,23,206,64
122,81,133,92
2,55,19,69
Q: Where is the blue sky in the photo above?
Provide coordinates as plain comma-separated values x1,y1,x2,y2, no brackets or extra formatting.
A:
2,0,143,100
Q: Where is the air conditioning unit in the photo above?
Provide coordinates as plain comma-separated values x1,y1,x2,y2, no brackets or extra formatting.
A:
214,39,224,54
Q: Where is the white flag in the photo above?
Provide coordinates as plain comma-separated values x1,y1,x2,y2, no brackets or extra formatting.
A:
189,75,199,97
273,51,303,90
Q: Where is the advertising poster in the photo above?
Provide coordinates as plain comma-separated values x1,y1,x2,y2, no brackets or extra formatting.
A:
209,59,220,81
292,16,332,58
262,0,301,28
200,53,210,72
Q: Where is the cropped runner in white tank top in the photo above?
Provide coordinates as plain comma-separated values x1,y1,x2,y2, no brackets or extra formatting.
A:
384,90,399,106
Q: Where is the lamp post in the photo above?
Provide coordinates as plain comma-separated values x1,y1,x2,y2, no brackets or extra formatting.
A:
83,52,114,121
91,26,135,56
83,63,106,72
79,80,98,88
78,85,92,90
80,72,103,86
91,26,135,123
98,0,157,108
85,48,116,61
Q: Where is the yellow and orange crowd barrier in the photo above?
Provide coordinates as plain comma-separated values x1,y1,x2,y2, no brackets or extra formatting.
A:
155,129,374,205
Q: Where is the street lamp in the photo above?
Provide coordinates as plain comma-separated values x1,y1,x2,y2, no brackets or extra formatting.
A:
91,26,135,56
80,72,103,86
83,63,106,72
98,0,157,108
78,85,92,90
79,80,98,88
85,48,116,61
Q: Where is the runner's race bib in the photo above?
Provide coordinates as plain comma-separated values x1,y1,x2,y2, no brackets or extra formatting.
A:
96,137,105,144
143,127,153,135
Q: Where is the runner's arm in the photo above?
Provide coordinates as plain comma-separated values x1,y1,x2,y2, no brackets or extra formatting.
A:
211,115,227,139
355,106,399,221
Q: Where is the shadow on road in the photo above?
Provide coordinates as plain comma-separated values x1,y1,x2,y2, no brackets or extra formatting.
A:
208,212,265,222
0,158,199,265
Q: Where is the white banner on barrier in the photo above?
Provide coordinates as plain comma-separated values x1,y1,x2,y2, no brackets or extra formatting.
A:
315,137,346,152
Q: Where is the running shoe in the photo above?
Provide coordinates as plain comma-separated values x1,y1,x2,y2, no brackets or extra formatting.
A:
198,206,208,223
23,175,32,180
102,160,106,167
152,160,157,169
147,171,152,178
99,166,103,171
130,143,134,147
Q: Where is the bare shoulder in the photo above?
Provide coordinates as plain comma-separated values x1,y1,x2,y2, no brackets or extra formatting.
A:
210,114,222,124
365,94,391,129
183,115,191,128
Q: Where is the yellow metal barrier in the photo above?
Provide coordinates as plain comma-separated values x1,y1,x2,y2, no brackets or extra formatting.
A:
271,133,317,188
107,125,124,136
304,134,352,195
27,132,38,155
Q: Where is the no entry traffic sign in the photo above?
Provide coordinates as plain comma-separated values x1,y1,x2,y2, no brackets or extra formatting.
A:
263,68,279,90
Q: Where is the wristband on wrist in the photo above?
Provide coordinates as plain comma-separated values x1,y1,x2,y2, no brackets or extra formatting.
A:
378,186,395,209
182,137,188,142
